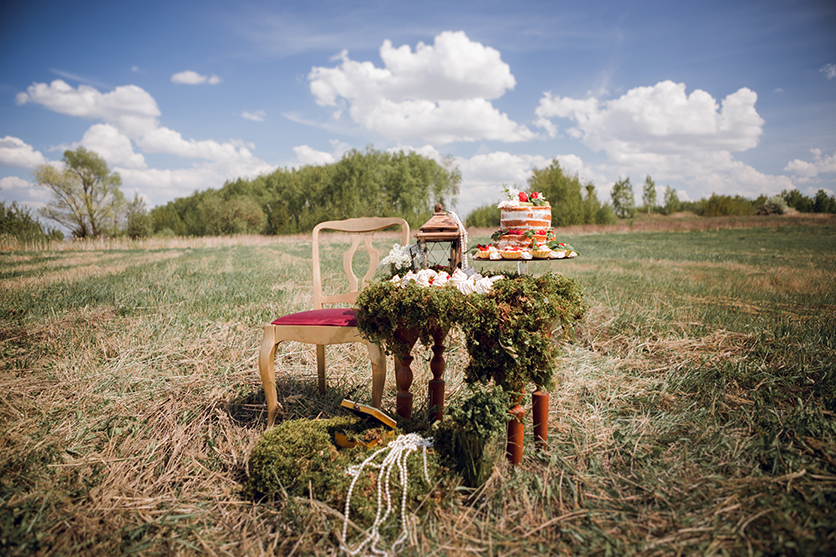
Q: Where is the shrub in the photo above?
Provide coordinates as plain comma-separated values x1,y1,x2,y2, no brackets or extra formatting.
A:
595,203,618,224
757,195,788,215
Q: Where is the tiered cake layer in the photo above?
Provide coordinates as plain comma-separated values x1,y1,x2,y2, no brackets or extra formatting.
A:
499,205,551,230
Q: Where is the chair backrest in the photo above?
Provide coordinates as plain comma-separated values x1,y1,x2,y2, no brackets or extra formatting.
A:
311,217,410,309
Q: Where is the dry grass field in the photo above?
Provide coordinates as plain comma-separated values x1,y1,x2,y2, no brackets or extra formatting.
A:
1,214,835,556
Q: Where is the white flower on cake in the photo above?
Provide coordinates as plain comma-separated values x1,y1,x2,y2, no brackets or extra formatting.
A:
497,183,549,208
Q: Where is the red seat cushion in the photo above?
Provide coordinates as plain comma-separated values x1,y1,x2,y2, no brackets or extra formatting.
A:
271,308,358,327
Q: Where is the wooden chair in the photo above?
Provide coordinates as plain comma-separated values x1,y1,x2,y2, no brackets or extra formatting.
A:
258,217,410,426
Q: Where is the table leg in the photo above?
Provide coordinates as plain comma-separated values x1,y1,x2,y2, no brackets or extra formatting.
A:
396,355,414,420
507,392,525,465
393,328,419,421
428,329,447,422
532,388,548,450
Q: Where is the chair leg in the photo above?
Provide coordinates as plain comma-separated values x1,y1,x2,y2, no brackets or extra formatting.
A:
316,345,326,393
366,342,386,408
258,326,280,427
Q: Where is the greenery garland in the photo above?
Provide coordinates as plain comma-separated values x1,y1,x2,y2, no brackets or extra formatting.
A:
355,280,463,357
355,272,587,391
459,272,587,391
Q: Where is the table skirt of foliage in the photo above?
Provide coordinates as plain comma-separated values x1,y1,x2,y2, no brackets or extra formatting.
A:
355,272,588,391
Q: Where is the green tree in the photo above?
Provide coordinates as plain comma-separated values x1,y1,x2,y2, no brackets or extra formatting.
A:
610,177,635,219
781,189,813,213
199,194,266,235
0,200,63,242
758,195,788,215
702,194,756,216
33,147,125,238
813,189,836,213
642,175,657,214
146,147,460,237
126,193,153,239
582,184,598,224
663,186,680,215
150,204,187,236
528,160,584,226
595,203,618,224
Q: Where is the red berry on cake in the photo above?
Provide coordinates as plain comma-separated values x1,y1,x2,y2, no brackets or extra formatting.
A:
531,192,539,199
518,191,528,202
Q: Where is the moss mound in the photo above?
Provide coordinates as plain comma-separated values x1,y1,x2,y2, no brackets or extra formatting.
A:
247,415,446,528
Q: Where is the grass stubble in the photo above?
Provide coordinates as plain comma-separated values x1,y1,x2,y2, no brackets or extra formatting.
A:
1,216,834,555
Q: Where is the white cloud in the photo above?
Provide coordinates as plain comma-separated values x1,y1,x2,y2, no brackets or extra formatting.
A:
117,153,275,207
290,140,353,167
135,126,257,163
17,79,160,137
785,148,836,183
16,80,275,206
242,110,266,122
18,80,263,164
536,81,763,155
533,80,791,199
0,176,51,210
821,63,836,80
171,70,223,85
79,124,147,170
308,31,535,144
292,145,336,165
0,136,48,168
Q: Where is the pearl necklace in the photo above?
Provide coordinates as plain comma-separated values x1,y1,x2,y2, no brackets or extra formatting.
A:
340,433,434,556
447,211,469,269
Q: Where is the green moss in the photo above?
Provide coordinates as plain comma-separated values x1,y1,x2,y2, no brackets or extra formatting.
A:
246,416,447,528
356,280,463,356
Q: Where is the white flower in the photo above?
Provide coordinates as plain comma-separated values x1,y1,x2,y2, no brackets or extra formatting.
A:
399,270,418,287
389,265,501,294
415,269,437,287
473,277,494,294
379,244,413,274
432,271,450,287
448,268,468,289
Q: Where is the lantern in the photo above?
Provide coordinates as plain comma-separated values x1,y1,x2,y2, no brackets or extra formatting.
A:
415,204,466,270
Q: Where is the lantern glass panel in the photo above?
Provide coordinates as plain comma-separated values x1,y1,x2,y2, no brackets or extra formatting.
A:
418,239,461,270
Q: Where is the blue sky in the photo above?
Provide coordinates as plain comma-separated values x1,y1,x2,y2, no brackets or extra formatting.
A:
2,0,835,219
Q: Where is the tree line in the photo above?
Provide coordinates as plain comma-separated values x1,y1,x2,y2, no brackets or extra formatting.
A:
466,160,620,228
149,148,460,237
17,147,836,242
24,147,460,240
467,166,836,228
